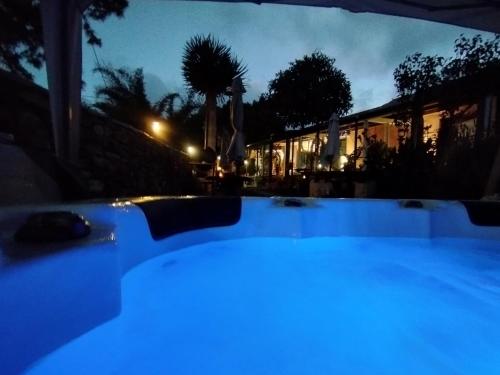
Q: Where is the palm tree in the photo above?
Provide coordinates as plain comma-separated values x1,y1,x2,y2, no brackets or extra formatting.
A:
182,34,246,153
93,64,178,131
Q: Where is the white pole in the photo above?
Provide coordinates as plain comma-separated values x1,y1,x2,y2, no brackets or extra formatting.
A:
40,0,92,162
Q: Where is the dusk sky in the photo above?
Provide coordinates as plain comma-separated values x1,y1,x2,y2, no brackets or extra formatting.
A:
35,0,494,113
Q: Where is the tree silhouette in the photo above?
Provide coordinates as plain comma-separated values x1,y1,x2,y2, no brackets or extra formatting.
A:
442,34,500,81
266,52,352,170
268,51,352,130
245,95,284,143
181,34,246,153
392,34,500,198
393,34,500,147
0,0,128,79
393,53,444,146
93,65,177,131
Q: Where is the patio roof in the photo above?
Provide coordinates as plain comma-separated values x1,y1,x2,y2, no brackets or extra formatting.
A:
189,1,500,34
245,98,404,147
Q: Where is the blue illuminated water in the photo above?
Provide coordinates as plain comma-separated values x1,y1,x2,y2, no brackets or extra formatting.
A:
27,237,500,374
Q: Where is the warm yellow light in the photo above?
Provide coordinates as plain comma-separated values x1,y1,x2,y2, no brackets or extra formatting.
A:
318,163,323,169
218,172,224,178
151,121,162,134
217,155,221,161
339,155,348,170
244,160,248,166
186,145,197,157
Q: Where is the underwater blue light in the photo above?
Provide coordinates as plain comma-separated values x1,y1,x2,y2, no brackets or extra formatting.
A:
27,237,500,374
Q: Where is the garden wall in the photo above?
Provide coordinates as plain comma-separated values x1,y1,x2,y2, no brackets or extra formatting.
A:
0,70,195,201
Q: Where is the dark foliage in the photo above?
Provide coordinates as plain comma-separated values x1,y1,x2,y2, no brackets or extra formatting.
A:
362,135,396,173
181,34,246,99
384,34,500,198
393,34,500,145
442,34,500,81
245,95,285,143
94,65,157,130
93,65,201,146
268,52,352,129
394,34,500,100
0,0,128,79
394,53,444,97
181,34,246,151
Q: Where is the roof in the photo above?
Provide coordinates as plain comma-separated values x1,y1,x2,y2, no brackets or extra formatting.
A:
188,0,500,34
245,98,404,146
246,66,500,146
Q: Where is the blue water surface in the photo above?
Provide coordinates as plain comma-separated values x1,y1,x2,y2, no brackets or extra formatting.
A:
27,237,500,374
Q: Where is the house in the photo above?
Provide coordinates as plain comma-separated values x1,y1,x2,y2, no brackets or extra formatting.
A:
245,68,500,178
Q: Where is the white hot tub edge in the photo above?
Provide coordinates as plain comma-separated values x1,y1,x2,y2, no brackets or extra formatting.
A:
0,197,499,374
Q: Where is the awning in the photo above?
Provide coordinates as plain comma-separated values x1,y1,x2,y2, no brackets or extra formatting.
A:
186,0,500,34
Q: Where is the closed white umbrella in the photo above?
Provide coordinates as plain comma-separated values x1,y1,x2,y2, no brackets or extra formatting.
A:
226,75,246,164
40,0,93,162
324,113,340,168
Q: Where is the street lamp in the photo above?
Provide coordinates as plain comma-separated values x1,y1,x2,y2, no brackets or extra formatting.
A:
186,145,197,157
151,121,162,135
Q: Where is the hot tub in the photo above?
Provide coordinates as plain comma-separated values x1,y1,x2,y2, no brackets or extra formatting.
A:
1,197,500,374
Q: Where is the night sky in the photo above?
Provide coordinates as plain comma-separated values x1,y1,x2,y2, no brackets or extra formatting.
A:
34,0,494,113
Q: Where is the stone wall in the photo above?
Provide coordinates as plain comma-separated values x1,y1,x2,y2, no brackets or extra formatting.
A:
0,70,196,201
79,112,195,197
